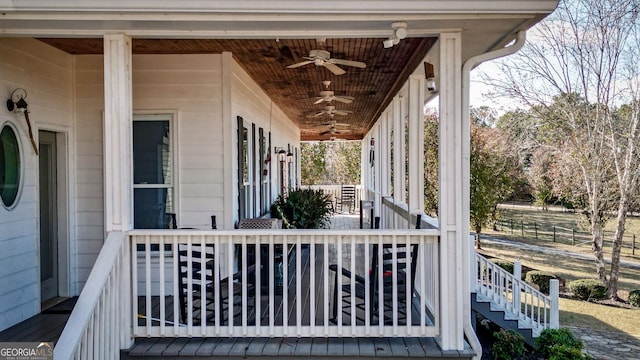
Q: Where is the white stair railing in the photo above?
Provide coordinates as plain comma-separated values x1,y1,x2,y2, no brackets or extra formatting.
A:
54,232,132,360
474,252,559,333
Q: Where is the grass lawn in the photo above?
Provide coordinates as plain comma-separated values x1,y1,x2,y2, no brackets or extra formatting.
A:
479,205,640,338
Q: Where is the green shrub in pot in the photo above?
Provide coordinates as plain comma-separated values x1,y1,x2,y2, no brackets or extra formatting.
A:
270,188,333,229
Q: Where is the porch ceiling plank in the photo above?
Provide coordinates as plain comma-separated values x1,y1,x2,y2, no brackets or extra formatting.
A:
36,36,435,141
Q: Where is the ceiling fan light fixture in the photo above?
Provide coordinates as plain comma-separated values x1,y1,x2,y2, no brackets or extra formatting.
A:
383,38,395,48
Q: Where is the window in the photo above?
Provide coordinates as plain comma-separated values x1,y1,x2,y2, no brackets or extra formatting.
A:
133,115,174,229
0,123,21,208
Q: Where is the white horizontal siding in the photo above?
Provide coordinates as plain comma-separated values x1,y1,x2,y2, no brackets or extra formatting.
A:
0,38,73,331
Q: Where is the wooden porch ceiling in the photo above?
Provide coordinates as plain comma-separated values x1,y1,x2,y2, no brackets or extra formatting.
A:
38,37,436,141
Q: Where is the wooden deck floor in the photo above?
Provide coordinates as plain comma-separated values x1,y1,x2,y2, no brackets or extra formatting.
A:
123,337,475,359
0,297,77,343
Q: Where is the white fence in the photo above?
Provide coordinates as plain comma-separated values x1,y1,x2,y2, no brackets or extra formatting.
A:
130,229,439,338
54,232,132,360
474,253,559,333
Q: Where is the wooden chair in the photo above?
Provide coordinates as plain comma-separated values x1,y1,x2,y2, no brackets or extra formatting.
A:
329,242,418,325
338,185,356,213
177,243,256,325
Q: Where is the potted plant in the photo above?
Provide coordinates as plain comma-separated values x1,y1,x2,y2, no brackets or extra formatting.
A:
270,188,333,229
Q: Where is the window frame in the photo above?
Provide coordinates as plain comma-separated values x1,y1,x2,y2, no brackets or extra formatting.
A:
132,112,177,229
0,121,24,210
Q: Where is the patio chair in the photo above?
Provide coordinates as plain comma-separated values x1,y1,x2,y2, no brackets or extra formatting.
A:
329,241,418,325
338,185,356,213
177,243,256,325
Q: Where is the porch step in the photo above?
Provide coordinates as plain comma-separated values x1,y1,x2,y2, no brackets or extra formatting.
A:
122,337,475,359
471,292,540,346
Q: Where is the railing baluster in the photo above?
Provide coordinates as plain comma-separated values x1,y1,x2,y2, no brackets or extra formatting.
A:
269,235,275,335
186,238,193,335
214,235,221,334
159,235,166,335
392,235,398,335
350,234,356,334
145,235,152,335
201,235,207,334
173,235,180,335
131,239,138,336
336,234,343,334
255,234,261,335
283,234,289,335
406,234,411,334
296,235,302,334
242,235,248,334
310,235,316,332
323,234,329,336
420,236,426,334
377,234,383,334
227,236,233,332
364,235,370,335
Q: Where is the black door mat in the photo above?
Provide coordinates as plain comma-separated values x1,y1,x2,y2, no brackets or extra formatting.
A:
42,296,78,314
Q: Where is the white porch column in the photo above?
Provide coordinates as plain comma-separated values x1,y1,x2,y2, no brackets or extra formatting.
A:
103,34,133,232
438,32,466,350
392,95,403,227
379,112,389,225
408,75,425,215
373,123,381,218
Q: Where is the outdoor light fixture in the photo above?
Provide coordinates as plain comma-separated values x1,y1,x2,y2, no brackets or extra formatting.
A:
383,21,408,49
424,62,437,93
6,88,38,155
286,150,294,163
275,147,287,162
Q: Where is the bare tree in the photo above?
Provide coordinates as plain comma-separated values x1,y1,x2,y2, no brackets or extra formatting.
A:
482,0,640,298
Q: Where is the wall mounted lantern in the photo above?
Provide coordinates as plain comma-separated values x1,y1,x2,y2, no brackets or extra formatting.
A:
6,88,38,155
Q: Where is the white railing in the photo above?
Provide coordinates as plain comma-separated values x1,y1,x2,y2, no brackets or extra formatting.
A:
130,229,439,338
54,232,132,360
474,252,559,333
381,196,438,230
301,184,362,210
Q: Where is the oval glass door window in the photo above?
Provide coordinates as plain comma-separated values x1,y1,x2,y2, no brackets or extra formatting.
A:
0,124,21,208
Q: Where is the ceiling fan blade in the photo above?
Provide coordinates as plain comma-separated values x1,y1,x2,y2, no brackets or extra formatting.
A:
319,130,331,136
313,98,325,105
331,58,367,69
334,96,354,104
287,60,313,69
323,62,346,75
334,110,353,116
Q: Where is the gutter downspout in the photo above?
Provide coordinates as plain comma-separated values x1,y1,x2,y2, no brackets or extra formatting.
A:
461,30,526,360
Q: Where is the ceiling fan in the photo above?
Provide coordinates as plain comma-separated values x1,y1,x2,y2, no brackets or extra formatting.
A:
287,49,366,75
309,105,353,118
319,126,351,136
314,90,355,104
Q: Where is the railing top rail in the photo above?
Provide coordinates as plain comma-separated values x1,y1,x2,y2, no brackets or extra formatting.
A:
54,231,127,360
128,228,440,237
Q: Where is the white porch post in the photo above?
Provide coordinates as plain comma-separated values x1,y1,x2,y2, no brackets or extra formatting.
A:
408,75,425,216
379,111,390,227
373,123,381,219
103,34,133,232
392,96,403,227
438,32,466,350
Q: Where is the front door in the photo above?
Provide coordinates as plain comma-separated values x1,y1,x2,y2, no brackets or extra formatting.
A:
39,130,58,303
